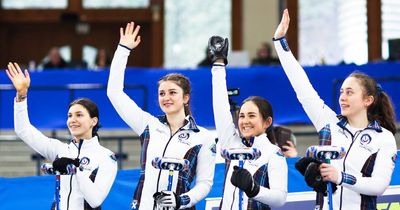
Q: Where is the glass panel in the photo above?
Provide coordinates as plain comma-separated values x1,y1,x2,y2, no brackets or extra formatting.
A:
381,0,400,60
83,0,149,9
299,0,368,66
165,0,231,68
2,0,67,9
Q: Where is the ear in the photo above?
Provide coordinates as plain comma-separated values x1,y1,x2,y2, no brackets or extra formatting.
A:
92,117,98,127
365,95,374,107
263,116,273,129
183,94,190,104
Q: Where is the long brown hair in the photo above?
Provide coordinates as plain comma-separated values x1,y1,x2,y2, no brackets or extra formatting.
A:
240,96,276,144
349,72,396,135
158,73,192,116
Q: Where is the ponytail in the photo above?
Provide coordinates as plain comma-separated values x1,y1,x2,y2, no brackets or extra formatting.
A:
368,91,396,135
266,125,277,144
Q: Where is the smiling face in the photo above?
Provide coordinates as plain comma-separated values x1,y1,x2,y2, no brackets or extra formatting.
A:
238,101,271,139
67,104,97,140
339,76,373,120
158,81,189,116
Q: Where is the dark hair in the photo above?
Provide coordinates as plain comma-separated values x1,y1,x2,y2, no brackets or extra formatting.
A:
349,71,396,135
68,98,100,138
239,96,276,144
158,73,192,116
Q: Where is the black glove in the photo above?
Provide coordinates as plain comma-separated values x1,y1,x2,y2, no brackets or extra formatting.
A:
295,157,321,176
52,157,80,175
208,36,229,65
298,158,337,195
153,191,181,209
230,166,260,198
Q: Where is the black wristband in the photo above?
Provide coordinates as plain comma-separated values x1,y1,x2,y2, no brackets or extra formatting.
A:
118,43,132,51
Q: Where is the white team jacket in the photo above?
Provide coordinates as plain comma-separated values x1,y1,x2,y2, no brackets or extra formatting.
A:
212,64,287,210
107,45,216,209
274,37,397,210
14,100,117,210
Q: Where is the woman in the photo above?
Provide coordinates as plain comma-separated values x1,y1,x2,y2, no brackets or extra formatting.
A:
6,62,117,210
209,36,287,209
107,22,216,209
273,9,397,210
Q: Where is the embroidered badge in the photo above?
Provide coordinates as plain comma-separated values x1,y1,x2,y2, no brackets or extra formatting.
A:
360,134,372,145
80,157,90,166
178,133,190,141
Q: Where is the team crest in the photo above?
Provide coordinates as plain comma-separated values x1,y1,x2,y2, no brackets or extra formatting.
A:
360,134,372,145
178,133,190,141
80,157,90,166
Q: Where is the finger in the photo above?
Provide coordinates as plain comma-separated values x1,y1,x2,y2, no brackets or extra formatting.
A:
135,35,141,45
124,22,130,36
14,62,23,75
128,21,135,35
24,69,30,81
8,62,17,76
120,27,124,37
132,24,141,39
5,69,13,80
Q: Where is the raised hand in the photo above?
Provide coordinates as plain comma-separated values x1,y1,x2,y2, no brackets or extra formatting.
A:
208,36,229,65
6,62,30,97
274,9,290,39
119,21,141,50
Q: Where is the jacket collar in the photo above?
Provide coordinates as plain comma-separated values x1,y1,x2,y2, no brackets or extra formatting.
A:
70,136,100,149
241,134,270,147
157,115,200,132
337,115,382,132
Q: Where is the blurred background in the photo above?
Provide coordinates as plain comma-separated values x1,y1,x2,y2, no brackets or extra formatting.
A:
0,0,399,177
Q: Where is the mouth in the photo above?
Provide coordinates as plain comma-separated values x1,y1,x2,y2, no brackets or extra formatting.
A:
241,126,253,132
340,104,349,109
69,125,80,129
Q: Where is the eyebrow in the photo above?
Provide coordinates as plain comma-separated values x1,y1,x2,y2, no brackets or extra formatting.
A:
159,88,178,92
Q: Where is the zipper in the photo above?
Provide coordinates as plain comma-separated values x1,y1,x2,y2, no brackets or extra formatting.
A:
66,139,84,210
338,129,363,210
153,127,184,209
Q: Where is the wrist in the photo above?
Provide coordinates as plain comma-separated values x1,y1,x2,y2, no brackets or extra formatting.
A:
16,93,27,102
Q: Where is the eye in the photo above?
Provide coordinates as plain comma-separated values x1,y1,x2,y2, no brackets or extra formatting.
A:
169,91,177,95
68,114,72,118
159,92,165,96
238,114,245,119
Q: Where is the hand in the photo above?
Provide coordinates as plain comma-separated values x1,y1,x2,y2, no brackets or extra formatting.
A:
295,157,321,175
153,191,181,209
230,166,260,198
274,9,290,39
208,36,229,65
304,161,326,192
282,141,298,157
52,157,80,175
6,62,30,96
320,163,339,183
119,21,141,50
